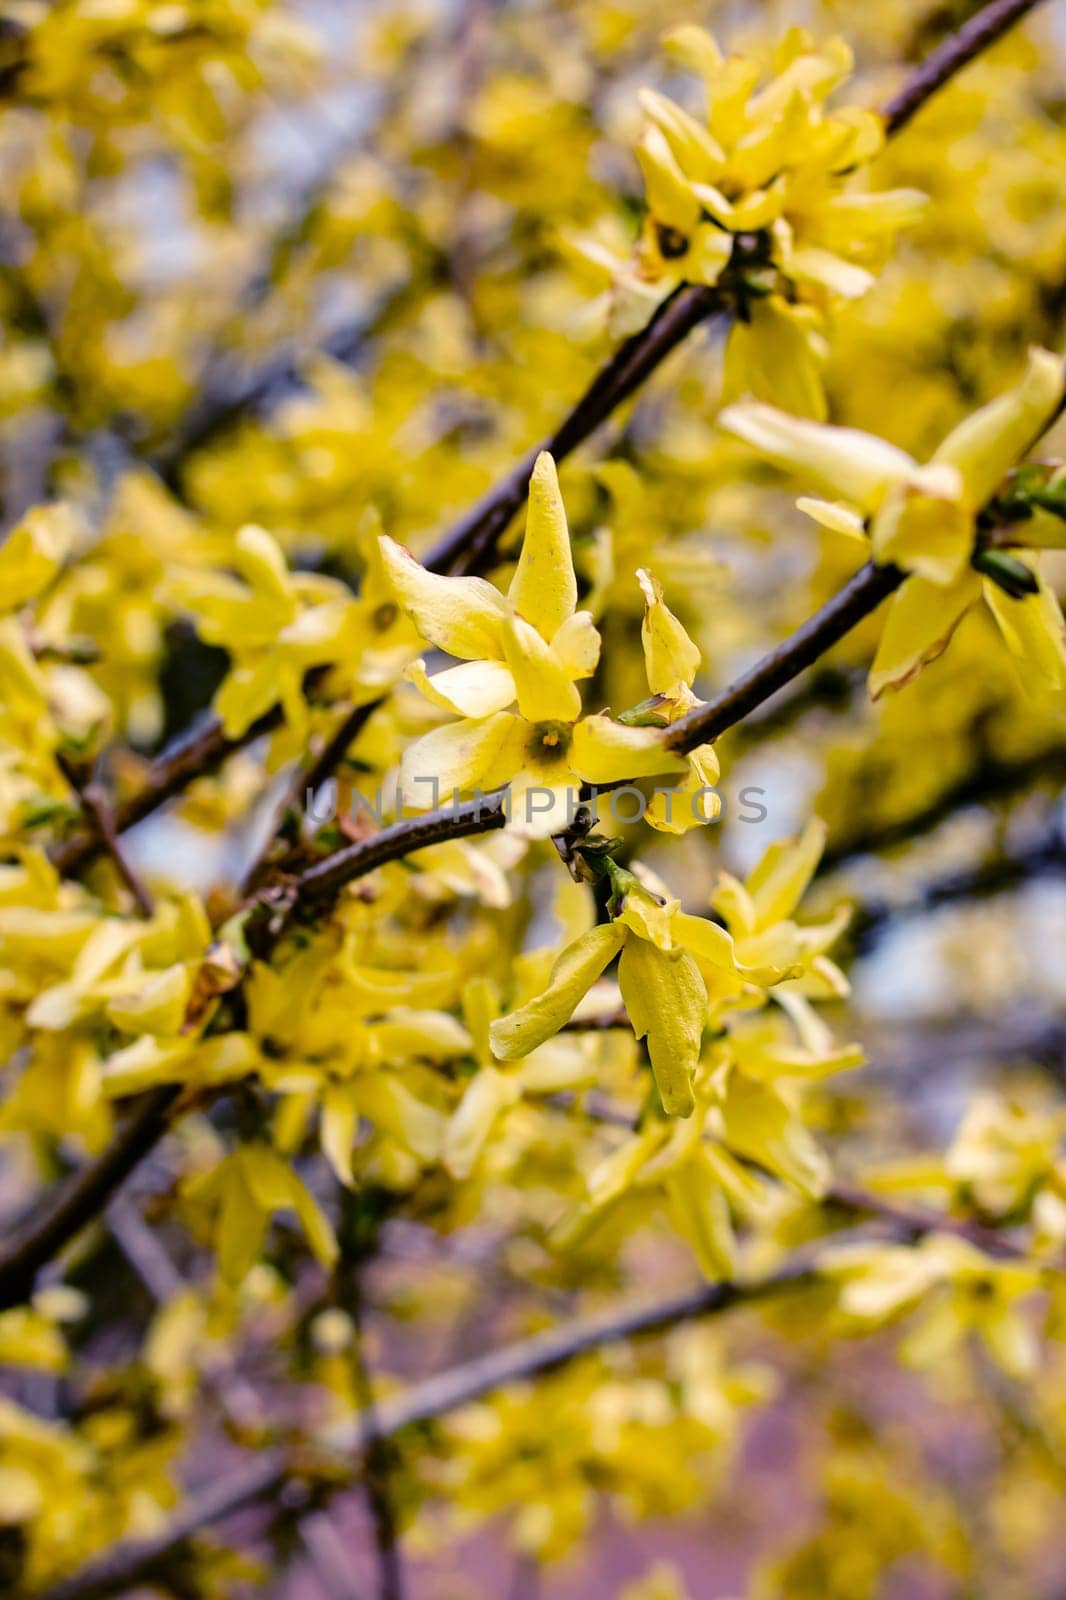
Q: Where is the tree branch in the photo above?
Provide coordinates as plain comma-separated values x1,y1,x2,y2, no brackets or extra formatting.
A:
421,282,727,575
0,1085,181,1313
881,0,1048,135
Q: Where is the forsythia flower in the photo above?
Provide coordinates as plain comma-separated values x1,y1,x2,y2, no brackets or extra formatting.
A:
379,453,686,837
491,822,844,1119
631,568,721,833
829,1235,1046,1379
0,503,113,842
184,1143,338,1287
720,346,1066,695
443,976,598,1179
170,524,366,763
596,27,925,416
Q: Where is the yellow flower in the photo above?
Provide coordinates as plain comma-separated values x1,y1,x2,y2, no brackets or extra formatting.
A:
381,453,685,837
614,27,926,416
184,1143,338,1287
491,869,801,1119
630,568,721,834
170,524,365,763
829,1234,1045,1379
720,347,1066,696
443,976,596,1179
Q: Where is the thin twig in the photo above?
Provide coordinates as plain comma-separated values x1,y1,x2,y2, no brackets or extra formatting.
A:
661,563,904,752
422,283,726,575
56,756,155,916
881,0,1048,135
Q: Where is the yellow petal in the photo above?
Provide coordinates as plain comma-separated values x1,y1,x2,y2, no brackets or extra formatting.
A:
636,125,702,234
399,711,521,805
321,1083,359,1186
508,453,577,641
666,1151,735,1280
444,1066,520,1178
747,818,826,927
0,504,76,611
637,568,700,696
721,1074,828,1197
405,657,517,717
550,611,601,679
490,923,626,1060
719,401,932,510
637,87,725,181
570,715,687,784
234,524,293,603
870,486,974,585
619,939,704,1117
933,346,1065,509
868,571,981,699
722,301,826,421
662,24,724,81
379,535,508,661
983,567,1066,691
645,746,721,834
796,497,867,540
505,769,580,840
106,965,191,1037
787,247,874,300
502,613,581,723
673,909,797,985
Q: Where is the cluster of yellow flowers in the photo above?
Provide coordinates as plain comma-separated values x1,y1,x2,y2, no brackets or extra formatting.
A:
583,27,926,416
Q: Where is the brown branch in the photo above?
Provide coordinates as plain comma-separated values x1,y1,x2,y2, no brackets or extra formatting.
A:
421,282,727,575
0,1084,180,1313
662,562,903,752
882,0,1049,135
820,743,1066,873
52,707,281,878
56,756,155,917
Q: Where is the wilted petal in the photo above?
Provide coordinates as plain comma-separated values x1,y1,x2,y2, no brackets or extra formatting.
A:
638,568,701,696
868,571,981,699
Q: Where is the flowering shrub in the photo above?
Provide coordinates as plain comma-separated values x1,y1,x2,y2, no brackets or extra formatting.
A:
0,1,1064,1596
